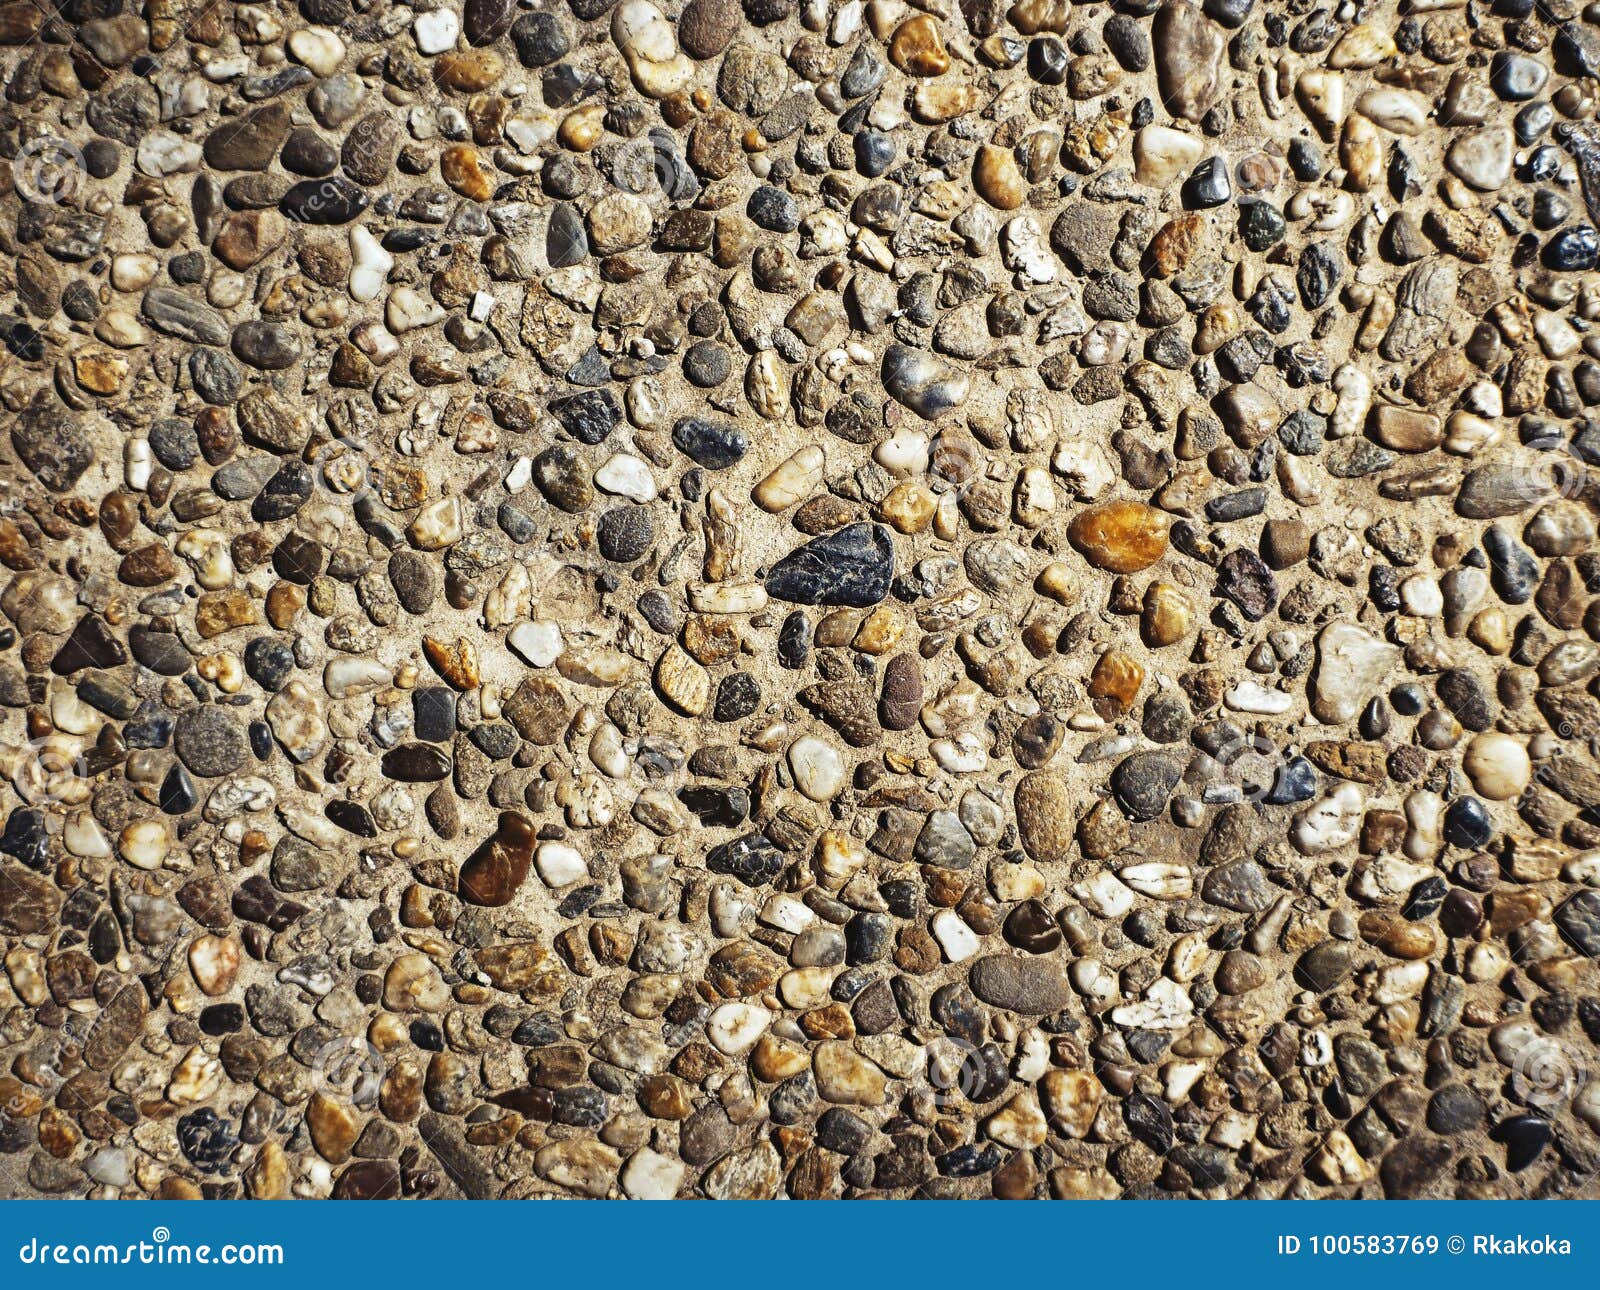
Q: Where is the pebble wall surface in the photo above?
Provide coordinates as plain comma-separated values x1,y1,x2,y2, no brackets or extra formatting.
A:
0,0,1599,1201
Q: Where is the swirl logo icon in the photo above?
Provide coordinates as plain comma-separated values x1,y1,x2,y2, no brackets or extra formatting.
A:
10,735,92,808
1500,444,1588,510
608,129,697,202
308,434,376,506
309,1036,385,1103
1211,733,1288,805
918,1036,992,1110
1510,1036,1587,1110
12,136,86,206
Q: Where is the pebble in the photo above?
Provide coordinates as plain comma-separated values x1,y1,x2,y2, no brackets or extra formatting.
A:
672,417,747,470
969,955,1074,1014
881,345,970,420
1153,0,1225,123
413,9,460,55
765,524,894,607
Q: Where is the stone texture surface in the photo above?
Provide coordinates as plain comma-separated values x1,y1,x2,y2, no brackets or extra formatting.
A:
0,0,1595,1206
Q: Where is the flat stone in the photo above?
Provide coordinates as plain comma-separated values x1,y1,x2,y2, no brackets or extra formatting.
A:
765,524,894,608
969,955,1075,1013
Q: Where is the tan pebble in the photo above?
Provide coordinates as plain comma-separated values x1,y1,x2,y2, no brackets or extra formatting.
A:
654,644,711,716
436,48,503,91
1358,910,1438,960
383,953,450,1012
188,934,239,995
753,447,824,512
559,103,606,151
1036,562,1078,604
1141,581,1192,647
1068,500,1169,572
812,1042,887,1105
118,819,171,869
440,144,494,200
1039,1069,1101,1138
1462,732,1530,800
1133,124,1204,186
266,582,306,629
910,82,981,123
246,1142,292,1200
73,348,129,395
985,1090,1048,1149
407,497,463,550
1088,649,1144,717
422,634,480,690
972,144,1025,209
1329,22,1396,68
853,606,902,654
194,589,257,638
1340,114,1383,191
874,479,937,534
306,1091,362,1164
888,15,950,76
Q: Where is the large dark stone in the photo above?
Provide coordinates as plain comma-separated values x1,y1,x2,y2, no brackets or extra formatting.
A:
764,523,895,608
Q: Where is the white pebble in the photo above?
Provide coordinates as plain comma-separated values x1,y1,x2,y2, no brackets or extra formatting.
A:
788,735,845,801
535,841,589,888
931,909,980,962
594,453,658,502
508,621,564,667
412,9,459,54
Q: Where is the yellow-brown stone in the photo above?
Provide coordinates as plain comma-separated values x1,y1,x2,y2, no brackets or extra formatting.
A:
1358,911,1438,960
1068,500,1169,573
1088,649,1144,717
423,634,480,689
1140,581,1191,647
265,581,305,630
889,15,950,76
74,348,129,395
436,49,503,91
194,589,257,638
973,144,1025,210
1148,213,1204,276
440,144,494,200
